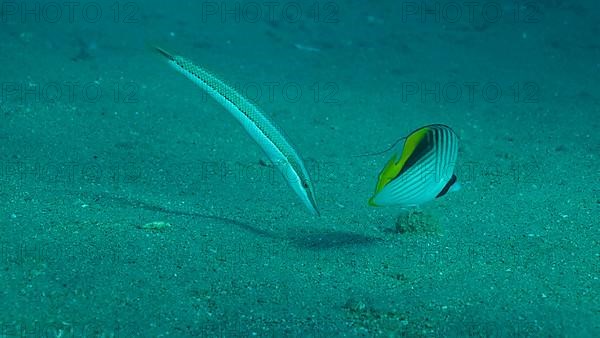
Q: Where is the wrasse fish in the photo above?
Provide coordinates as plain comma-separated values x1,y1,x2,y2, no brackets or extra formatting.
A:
155,47,319,216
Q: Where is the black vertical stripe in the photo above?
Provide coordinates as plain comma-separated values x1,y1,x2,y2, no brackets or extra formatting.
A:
436,174,457,198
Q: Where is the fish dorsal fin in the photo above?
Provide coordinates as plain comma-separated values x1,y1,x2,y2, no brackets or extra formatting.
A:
352,136,406,158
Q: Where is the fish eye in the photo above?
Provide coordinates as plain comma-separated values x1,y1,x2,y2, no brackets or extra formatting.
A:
302,182,309,188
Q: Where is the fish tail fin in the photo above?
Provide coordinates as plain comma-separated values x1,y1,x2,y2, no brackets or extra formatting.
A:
449,180,461,193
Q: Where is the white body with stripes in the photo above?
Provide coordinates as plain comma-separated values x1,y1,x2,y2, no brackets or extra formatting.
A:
370,125,459,208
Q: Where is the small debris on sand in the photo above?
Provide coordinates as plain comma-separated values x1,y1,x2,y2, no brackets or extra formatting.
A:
137,221,172,231
395,211,439,234
294,43,321,52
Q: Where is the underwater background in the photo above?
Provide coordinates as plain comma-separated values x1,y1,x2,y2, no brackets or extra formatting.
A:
1,0,598,336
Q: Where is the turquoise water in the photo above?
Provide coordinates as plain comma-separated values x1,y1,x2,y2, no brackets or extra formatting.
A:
1,0,598,336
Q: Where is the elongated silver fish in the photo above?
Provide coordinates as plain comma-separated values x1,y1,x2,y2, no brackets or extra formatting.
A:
155,47,319,216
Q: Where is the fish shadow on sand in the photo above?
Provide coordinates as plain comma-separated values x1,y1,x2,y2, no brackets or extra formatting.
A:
82,191,382,249
82,191,277,239
288,231,382,250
